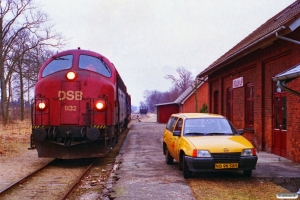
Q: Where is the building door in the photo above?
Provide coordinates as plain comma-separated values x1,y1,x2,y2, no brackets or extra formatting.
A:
272,92,287,157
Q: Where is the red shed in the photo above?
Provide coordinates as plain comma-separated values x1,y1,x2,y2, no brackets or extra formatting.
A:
156,77,209,123
156,102,179,123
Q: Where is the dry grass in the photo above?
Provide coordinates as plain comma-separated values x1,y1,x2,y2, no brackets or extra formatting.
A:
0,119,31,157
188,176,289,200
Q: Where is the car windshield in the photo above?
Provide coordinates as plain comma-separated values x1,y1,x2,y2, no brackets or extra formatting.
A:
42,55,73,77
183,118,238,136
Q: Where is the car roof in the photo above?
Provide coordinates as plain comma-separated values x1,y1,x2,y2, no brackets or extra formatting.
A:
171,113,225,119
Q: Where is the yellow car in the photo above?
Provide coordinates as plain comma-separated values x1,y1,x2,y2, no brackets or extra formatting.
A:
163,113,258,179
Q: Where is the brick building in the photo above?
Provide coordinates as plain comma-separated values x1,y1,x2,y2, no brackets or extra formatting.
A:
181,80,209,113
196,1,300,162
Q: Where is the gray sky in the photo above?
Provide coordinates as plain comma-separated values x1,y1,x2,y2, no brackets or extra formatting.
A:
38,0,295,106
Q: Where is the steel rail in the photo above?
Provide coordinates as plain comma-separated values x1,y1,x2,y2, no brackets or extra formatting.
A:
60,158,98,200
0,159,56,195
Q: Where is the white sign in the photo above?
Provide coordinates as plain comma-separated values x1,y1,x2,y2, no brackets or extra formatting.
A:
232,77,243,88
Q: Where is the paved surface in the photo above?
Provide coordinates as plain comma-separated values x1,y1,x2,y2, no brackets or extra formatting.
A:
108,115,300,199
109,122,195,200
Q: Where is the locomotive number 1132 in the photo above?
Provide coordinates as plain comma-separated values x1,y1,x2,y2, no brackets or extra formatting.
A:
64,105,76,111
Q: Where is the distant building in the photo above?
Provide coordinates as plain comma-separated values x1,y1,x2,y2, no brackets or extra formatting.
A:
155,78,208,123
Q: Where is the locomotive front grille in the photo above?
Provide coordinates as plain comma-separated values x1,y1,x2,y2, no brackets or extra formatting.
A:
211,153,241,163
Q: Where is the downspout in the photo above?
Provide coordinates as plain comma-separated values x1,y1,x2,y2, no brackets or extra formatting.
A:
276,80,300,97
275,32,300,45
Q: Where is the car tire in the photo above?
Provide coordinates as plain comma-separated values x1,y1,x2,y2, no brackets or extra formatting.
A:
165,148,174,164
179,155,183,171
182,154,192,179
243,170,252,177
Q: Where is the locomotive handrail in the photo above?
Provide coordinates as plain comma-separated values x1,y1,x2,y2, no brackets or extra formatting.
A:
89,96,108,126
31,97,50,126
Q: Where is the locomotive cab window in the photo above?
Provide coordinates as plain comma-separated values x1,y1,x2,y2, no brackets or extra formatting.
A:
42,55,73,77
79,55,111,77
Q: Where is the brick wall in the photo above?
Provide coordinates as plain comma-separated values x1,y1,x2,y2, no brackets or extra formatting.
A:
204,28,300,162
286,78,300,162
182,82,209,113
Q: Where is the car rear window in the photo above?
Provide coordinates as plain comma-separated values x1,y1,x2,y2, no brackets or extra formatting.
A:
166,117,178,131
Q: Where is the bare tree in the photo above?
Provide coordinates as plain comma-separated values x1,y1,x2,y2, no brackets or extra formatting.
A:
165,67,193,94
0,0,64,124
142,67,193,111
143,90,165,112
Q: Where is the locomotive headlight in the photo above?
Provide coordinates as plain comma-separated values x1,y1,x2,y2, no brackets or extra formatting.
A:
36,101,47,111
96,102,104,109
95,100,106,111
66,71,76,80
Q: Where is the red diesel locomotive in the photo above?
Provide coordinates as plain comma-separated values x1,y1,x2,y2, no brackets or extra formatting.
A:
29,48,131,158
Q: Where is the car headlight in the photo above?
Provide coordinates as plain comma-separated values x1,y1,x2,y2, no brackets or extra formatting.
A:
241,148,256,156
193,150,211,157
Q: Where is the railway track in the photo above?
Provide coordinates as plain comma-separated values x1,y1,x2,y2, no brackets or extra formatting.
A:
0,158,97,200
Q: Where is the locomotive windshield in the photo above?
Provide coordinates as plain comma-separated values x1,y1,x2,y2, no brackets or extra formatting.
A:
42,55,73,77
79,55,111,77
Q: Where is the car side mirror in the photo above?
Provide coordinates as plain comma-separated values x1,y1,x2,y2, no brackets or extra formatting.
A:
173,130,181,137
237,129,244,135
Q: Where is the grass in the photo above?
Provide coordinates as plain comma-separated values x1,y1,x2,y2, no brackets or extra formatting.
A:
0,119,31,157
188,176,289,200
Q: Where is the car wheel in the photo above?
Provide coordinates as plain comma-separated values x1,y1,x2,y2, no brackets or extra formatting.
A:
165,148,174,164
243,170,252,177
182,154,192,179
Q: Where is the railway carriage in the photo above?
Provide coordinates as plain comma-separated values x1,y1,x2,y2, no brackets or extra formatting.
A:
29,48,131,158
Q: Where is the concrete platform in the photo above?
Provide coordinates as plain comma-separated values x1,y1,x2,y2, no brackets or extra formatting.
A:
253,151,300,192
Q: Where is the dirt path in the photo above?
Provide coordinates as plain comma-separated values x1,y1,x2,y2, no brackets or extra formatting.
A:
108,114,195,199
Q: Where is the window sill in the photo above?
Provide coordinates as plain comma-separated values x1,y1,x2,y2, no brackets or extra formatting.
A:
244,127,254,134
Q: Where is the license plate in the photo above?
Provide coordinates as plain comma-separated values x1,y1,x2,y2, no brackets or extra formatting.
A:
215,163,238,169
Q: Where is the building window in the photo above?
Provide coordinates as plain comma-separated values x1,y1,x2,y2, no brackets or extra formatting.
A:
226,87,233,122
213,90,218,114
245,83,254,128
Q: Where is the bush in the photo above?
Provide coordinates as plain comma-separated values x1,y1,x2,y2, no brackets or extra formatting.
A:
200,103,208,113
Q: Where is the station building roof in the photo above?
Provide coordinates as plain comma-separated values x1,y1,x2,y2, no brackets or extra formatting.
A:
197,1,300,78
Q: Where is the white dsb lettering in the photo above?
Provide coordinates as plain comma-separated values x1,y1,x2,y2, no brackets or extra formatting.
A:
58,91,82,100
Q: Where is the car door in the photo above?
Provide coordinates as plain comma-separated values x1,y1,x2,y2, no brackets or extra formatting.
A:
172,118,183,161
164,116,178,157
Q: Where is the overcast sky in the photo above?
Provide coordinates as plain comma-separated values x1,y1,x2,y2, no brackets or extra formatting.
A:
38,0,295,106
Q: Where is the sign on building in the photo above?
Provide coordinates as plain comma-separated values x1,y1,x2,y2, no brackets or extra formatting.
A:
232,77,243,88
